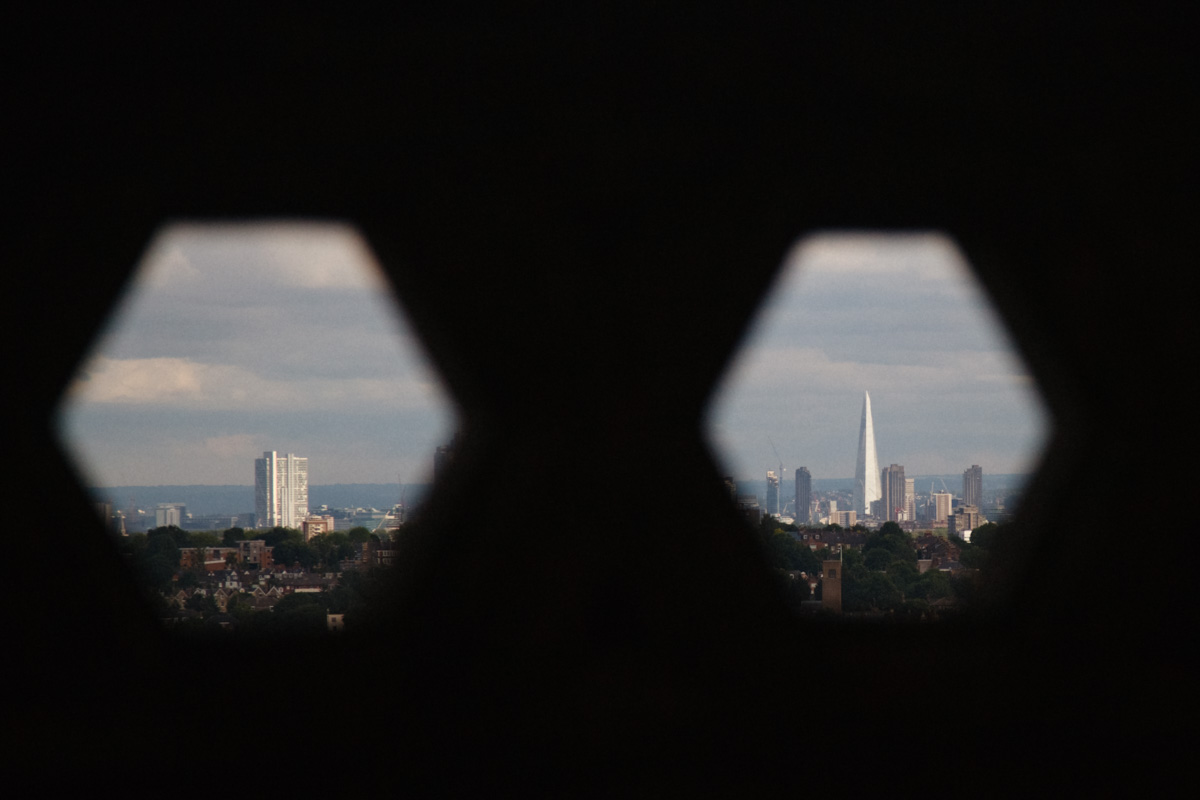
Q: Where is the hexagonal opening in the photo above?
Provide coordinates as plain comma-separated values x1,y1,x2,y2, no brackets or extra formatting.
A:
706,231,1050,619
54,221,457,632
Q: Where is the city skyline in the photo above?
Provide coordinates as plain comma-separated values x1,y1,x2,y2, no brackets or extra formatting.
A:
706,232,1050,483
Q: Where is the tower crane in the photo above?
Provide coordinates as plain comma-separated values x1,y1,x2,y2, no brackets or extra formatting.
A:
767,437,785,516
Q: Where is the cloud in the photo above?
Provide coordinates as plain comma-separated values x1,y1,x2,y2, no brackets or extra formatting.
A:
57,222,459,486
707,232,1049,480
66,355,447,413
138,222,391,297
785,231,969,282
202,433,264,458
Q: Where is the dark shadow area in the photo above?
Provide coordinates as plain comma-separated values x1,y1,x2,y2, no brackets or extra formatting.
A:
9,6,1192,793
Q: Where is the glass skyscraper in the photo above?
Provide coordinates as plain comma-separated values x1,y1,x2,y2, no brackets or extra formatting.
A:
853,391,881,516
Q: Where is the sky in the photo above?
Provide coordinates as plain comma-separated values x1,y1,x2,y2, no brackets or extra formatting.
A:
705,231,1050,483
57,225,1048,489
56,222,457,487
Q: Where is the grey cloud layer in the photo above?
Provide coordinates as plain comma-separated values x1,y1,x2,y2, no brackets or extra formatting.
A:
707,232,1048,480
58,224,455,486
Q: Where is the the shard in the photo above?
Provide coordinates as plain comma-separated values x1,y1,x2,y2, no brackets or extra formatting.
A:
853,391,881,515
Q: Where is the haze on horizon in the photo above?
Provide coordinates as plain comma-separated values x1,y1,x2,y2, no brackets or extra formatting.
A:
56,222,457,488
706,231,1049,484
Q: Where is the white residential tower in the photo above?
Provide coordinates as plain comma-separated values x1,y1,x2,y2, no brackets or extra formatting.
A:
255,451,309,529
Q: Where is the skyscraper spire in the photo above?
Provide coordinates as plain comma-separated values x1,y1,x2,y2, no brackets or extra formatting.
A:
853,391,881,515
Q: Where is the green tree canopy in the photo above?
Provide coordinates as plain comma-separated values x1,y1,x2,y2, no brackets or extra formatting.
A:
272,540,317,570
222,526,247,546
908,568,952,600
864,547,895,571
346,526,373,543
258,527,303,547
757,520,821,574
147,525,189,547
267,593,329,636
189,531,220,548
864,524,917,566
969,522,1001,550
146,532,181,567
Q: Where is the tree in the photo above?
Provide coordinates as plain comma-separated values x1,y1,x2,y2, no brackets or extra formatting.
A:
334,567,396,631
145,531,181,568
185,592,218,617
757,520,821,574
346,526,372,544
886,560,919,599
958,543,988,569
148,525,190,547
226,592,256,622
258,526,302,547
864,547,895,571
190,531,220,548
864,524,917,567
222,527,247,546
268,593,329,636
142,555,177,592
877,520,904,538
969,522,1001,551
272,540,317,570
848,571,901,613
842,548,864,569
909,568,952,601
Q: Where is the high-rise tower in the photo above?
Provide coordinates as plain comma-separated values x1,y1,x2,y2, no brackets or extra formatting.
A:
853,391,881,515
765,470,779,517
881,463,906,522
255,451,309,529
963,464,983,509
795,467,812,525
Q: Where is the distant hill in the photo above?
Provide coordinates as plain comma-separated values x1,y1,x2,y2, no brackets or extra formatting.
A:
88,484,430,517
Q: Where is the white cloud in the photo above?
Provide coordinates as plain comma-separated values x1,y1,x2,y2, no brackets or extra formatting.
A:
66,355,446,414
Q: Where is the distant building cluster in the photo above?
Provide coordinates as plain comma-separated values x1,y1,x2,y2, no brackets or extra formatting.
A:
737,392,998,537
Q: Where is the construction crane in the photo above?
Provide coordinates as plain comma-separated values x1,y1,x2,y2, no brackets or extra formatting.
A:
767,437,784,482
767,437,785,517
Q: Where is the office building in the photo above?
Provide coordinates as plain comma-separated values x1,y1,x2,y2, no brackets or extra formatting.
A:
765,470,779,517
155,502,185,528
949,504,984,539
853,391,881,515
795,467,811,526
963,464,983,510
881,464,906,522
302,514,336,540
904,478,915,522
932,492,953,523
255,451,309,529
